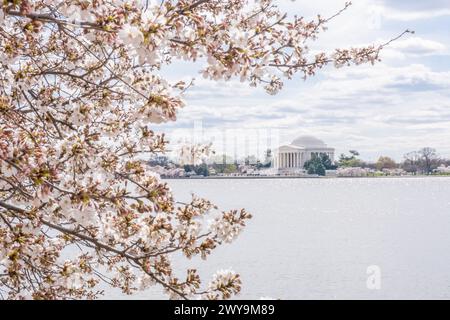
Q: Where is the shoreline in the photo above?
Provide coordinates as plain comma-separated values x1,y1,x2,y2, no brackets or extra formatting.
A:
162,175,450,180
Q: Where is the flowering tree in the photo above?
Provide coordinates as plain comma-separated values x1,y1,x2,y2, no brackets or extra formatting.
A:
0,0,408,299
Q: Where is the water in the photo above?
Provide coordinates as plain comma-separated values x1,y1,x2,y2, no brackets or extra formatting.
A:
108,177,450,299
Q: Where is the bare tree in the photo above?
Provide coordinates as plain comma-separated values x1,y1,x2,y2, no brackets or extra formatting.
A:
418,147,439,174
402,151,420,175
403,148,440,174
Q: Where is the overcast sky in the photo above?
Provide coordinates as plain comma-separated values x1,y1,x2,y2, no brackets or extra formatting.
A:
156,0,450,162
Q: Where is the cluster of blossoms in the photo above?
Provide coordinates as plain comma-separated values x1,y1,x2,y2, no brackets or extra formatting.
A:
178,143,213,166
149,165,186,177
0,0,405,299
205,268,241,300
336,167,372,177
436,165,450,174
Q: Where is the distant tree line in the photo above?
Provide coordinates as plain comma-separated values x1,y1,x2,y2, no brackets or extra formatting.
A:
149,147,449,177
336,147,445,175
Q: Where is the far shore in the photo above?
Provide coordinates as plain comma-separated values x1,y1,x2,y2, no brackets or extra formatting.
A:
162,175,450,180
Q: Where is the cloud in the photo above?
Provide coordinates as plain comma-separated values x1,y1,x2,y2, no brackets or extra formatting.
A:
163,61,450,160
388,37,447,56
318,63,450,94
375,0,450,21
184,78,255,101
381,0,450,10
157,1,450,161
385,112,450,125
384,10,450,21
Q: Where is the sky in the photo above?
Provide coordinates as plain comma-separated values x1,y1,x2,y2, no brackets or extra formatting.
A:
156,0,450,162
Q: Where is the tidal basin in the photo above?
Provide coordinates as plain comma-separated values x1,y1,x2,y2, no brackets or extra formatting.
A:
106,177,450,299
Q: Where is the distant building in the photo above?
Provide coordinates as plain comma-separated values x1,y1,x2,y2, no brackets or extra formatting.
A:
273,135,335,173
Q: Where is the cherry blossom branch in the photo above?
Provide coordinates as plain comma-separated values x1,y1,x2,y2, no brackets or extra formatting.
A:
0,200,189,299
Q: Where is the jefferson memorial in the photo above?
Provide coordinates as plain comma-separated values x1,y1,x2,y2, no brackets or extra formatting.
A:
273,135,335,172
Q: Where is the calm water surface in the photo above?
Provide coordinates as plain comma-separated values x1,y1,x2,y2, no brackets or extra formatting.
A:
107,177,450,299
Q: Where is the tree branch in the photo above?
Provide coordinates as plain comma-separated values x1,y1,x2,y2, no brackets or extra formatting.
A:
0,200,188,300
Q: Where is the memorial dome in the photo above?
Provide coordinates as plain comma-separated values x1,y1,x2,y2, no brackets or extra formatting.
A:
291,135,327,148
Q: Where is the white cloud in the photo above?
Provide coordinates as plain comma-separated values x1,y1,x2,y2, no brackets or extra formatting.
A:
184,78,255,101
378,0,450,21
382,9,450,21
158,1,450,161
381,0,450,11
388,37,447,56
318,63,450,94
